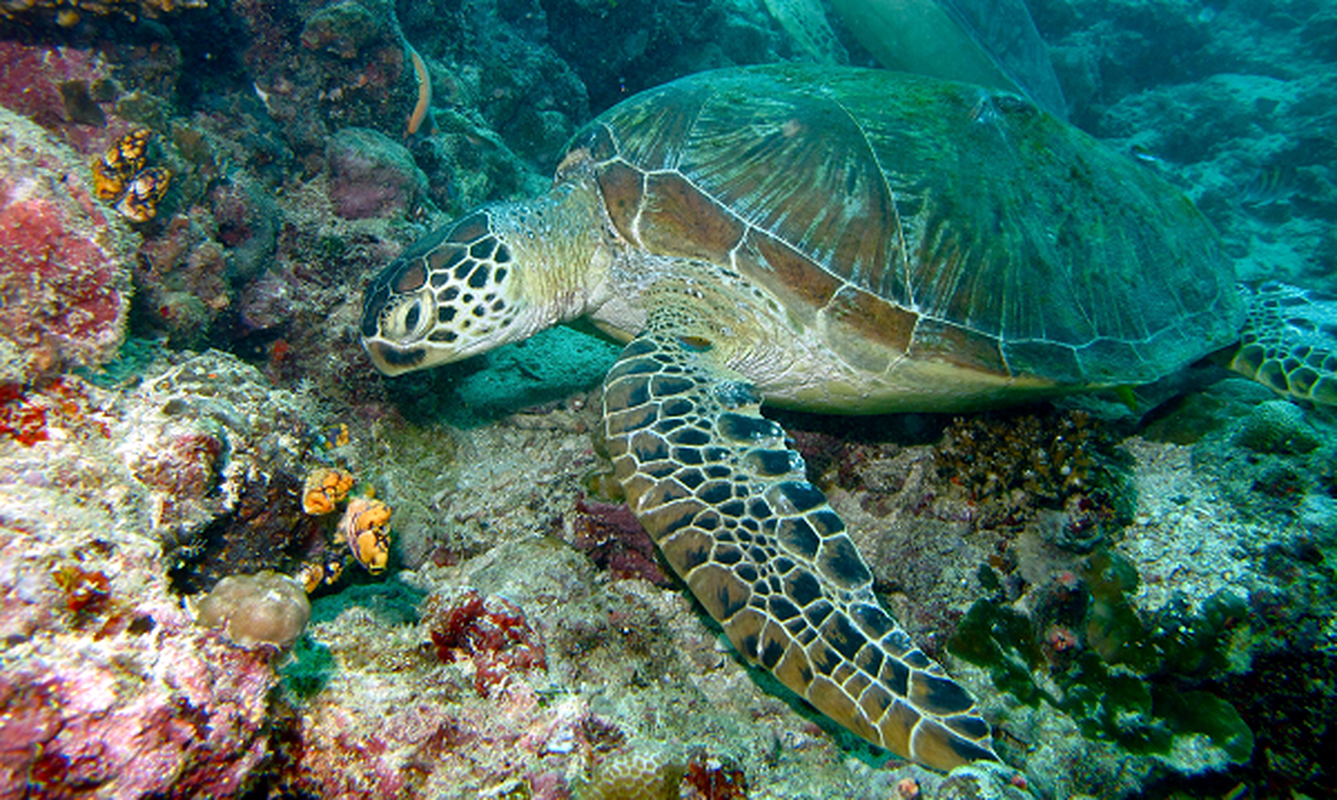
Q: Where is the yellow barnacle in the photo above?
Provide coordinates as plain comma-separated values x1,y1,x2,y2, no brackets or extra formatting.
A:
295,561,324,593
337,496,392,574
92,128,151,201
301,467,356,515
110,128,152,174
91,154,126,201
114,166,171,223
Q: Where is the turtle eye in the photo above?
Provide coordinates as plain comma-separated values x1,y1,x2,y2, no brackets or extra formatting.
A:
388,297,432,341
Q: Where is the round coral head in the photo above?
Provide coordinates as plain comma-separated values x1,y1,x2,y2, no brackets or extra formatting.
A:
194,570,311,649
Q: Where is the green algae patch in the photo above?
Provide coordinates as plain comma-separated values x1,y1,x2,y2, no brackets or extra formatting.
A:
1083,550,1166,670
949,600,1051,706
1153,686,1255,763
1064,652,1172,754
949,545,1255,764
281,635,336,701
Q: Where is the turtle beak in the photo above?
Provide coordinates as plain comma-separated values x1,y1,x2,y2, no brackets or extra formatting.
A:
363,339,427,376
361,256,438,375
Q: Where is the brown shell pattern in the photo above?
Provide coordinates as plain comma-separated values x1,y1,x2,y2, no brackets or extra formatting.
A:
566,65,1242,386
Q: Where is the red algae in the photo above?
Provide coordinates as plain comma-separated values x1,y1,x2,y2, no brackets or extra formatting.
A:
425,589,548,697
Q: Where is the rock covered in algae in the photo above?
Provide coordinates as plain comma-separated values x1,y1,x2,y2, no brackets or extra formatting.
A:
112,349,335,592
0,105,136,385
326,127,429,220
1230,399,1322,455
0,380,278,797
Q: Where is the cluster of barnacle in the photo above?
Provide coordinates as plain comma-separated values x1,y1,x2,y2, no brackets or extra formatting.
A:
936,409,1113,507
189,464,392,650
91,128,171,223
296,466,392,589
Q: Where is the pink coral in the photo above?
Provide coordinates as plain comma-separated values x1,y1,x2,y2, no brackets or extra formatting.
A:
0,189,130,377
1,635,275,797
0,106,134,382
325,127,426,219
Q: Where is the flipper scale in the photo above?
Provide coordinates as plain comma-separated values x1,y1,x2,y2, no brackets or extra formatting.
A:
602,324,998,771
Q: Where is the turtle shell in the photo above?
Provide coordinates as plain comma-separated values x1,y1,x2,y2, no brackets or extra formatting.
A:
560,64,1241,388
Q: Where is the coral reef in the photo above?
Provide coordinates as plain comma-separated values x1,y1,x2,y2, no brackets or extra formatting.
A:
0,41,113,147
0,387,277,798
568,494,672,587
682,756,749,800
116,352,317,542
0,0,205,25
577,749,684,800
1,0,1336,796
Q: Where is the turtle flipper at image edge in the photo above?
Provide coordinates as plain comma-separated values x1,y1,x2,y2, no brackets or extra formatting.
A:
1230,282,1337,406
603,319,996,769
359,64,1332,773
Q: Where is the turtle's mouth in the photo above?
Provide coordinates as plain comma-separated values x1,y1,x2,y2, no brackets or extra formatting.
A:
363,339,427,376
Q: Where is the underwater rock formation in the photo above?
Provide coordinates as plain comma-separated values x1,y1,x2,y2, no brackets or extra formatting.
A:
0,380,277,798
325,127,428,220
0,107,136,384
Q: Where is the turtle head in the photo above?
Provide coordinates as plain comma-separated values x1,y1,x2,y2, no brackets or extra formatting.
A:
360,210,528,376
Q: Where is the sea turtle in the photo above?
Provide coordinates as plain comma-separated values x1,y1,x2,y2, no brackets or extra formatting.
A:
359,64,1335,772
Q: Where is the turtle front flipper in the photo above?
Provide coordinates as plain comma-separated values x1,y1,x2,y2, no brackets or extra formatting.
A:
1232,282,1337,406
601,326,998,772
